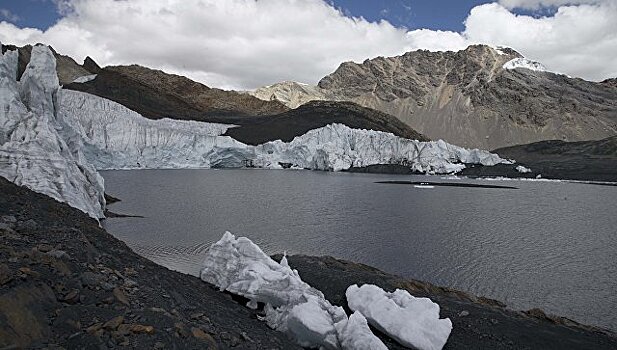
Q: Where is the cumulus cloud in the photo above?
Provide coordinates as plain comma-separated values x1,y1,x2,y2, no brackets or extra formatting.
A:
0,0,467,89
0,0,615,88
465,2,617,80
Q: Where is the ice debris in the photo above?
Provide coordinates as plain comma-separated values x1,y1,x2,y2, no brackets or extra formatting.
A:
200,232,387,350
516,165,532,173
347,284,452,350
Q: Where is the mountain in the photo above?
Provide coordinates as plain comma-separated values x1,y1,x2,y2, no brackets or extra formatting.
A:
65,64,289,121
223,100,428,145
252,45,617,150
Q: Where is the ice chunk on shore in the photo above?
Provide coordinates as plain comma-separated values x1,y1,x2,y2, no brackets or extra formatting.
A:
347,284,452,350
200,232,386,350
516,165,532,173
336,312,388,350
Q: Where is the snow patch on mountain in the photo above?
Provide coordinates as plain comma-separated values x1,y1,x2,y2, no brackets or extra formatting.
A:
71,74,97,84
0,45,105,219
200,231,388,350
503,58,548,72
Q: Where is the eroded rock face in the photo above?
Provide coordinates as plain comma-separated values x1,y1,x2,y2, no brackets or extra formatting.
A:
253,45,617,150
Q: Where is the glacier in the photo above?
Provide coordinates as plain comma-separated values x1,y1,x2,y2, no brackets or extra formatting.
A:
347,284,452,350
1,43,510,220
61,89,508,174
0,44,105,219
200,232,388,350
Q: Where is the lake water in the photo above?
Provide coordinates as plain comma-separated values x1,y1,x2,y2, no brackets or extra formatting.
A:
101,169,617,331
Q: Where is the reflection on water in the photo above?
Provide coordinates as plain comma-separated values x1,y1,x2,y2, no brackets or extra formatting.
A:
102,169,617,330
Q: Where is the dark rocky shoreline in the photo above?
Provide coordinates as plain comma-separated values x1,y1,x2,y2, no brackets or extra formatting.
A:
1,177,616,349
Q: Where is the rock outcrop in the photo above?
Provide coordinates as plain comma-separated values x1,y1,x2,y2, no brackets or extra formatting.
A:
82,56,101,74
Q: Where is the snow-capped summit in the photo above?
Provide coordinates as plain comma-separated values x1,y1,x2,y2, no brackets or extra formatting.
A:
503,57,549,72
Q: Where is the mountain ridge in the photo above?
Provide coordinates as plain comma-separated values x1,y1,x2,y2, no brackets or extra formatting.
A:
252,45,617,150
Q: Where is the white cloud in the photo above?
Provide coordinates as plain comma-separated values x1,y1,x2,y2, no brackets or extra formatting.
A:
0,0,615,88
498,0,606,10
465,2,617,80
0,9,20,23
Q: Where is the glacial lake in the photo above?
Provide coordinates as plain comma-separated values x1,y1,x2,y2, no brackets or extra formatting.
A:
101,169,617,331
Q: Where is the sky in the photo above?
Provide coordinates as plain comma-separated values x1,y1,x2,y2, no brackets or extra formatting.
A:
0,0,615,89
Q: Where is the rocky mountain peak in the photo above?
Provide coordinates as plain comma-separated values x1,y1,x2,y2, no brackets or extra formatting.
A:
83,56,101,73
318,44,520,104
601,78,617,88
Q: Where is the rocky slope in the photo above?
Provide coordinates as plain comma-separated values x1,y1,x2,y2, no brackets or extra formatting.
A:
465,136,617,182
65,64,289,121
252,45,617,150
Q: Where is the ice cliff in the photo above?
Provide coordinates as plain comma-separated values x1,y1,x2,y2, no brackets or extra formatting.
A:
0,44,105,219
61,89,507,173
